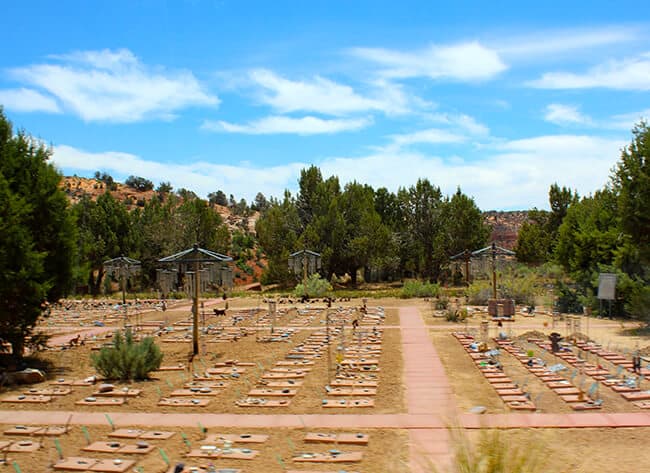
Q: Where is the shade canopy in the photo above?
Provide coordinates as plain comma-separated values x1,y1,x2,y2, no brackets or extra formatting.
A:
103,256,142,268
158,244,232,264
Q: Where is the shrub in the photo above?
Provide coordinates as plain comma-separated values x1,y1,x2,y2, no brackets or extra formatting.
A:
435,296,449,310
125,175,154,192
91,329,163,381
401,280,441,298
449,429,543,473
446,307,468,323
294,274,332,298
466,280,492,305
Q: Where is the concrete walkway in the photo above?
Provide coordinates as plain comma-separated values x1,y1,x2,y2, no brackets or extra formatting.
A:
400,306,455,472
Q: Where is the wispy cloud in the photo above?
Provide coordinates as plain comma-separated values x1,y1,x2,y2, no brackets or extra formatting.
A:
0,88,61,113
201,115,372,135
497,26,642,59
378,113,489,152
247,69,411,116
387,128,467,149
350,41,507,81
608,108,650,129
9,49,218,122
426,113,490,136
543,104,594,126
528,52,650,90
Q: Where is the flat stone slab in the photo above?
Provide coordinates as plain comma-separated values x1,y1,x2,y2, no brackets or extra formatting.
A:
89,458,136,472
76,398,125,406
262,380,304,388
330,380,377,387
293,451,363,462
235,398,291,407
321,399,374,408
304,432,369,445
184,381,228,389
203,433,268,444
93,389,141,397
506,400,537,411
2,395,52,403
6,440,41,452
51,379,95,386
155,365,186,371
53,457,100,471
186,447,259,459
247,388,297,397
170,389,220,397
24,388,72,396
158,398,210,407
622,391,650,401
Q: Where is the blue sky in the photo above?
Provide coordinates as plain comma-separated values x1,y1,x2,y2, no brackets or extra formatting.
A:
1,0,649,210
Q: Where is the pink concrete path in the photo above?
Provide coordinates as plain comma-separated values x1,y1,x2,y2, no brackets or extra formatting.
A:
5,410,650,429
400,306,455,472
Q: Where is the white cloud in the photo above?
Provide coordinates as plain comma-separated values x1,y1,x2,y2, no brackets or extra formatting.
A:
0,88,61,113
387,128,467,149
350,41,507,81
201,115,372,135
529,52,650,90
609,109,650,130
497,27,641,59
426,113,490,136
544,104,593,126
10,48,218,122
248,69,410,116
53,132,625,211
324,134,625,210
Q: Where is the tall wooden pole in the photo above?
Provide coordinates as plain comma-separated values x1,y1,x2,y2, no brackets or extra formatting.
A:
121,268,127,305
491,243,497,300
192,245,200,355
326,309,331,385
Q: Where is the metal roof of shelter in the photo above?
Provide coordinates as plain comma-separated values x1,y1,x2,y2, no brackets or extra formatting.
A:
158,244,233,264
471,243,515,257
289,249,321,258
103,256,142,267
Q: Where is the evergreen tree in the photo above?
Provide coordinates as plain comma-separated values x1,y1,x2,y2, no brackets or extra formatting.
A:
0,109,75,356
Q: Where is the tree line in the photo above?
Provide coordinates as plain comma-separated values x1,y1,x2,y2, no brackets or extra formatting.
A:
256,166,490,286
516,122,650,319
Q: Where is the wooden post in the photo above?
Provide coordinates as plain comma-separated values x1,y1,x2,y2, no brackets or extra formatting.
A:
491,243,497,300
192,244,200,356
326,309,331,385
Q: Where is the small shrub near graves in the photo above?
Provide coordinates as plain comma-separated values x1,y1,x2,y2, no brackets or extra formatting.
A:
445,307,468,323
435,296,449,310
466,280,492,305
294,274,332,298
91,329,163,381
401,280,441,298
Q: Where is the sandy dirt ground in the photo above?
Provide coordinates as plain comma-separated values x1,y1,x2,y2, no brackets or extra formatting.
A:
2,295,650,472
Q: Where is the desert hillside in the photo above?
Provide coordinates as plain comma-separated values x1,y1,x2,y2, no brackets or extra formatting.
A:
61,176,259,234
